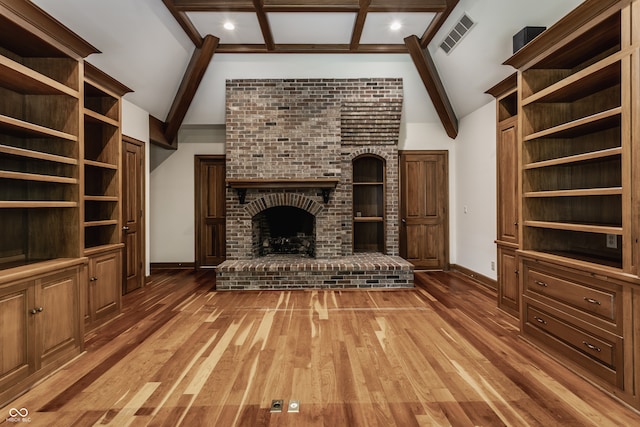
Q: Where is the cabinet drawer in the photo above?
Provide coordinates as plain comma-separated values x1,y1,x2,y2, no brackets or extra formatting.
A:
524,266,618,323
523,301,623,387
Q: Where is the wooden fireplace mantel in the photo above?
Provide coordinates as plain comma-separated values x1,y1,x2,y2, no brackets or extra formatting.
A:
227,178,339,189
227,178,339,203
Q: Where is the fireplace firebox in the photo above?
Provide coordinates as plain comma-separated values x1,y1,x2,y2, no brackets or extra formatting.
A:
253,206,315,257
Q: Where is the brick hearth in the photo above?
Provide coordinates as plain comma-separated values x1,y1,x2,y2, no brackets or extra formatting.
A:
216,254,413,290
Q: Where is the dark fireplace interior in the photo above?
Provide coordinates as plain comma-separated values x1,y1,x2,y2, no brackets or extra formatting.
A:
252,206,316,257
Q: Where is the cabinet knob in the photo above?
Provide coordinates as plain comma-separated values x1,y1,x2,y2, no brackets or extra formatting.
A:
30,307,43,314
30,308,37,315
122,226,130,231
90,277,98,282
37,307,43,312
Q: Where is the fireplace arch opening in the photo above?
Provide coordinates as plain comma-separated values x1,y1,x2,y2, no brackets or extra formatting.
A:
252,206,316,257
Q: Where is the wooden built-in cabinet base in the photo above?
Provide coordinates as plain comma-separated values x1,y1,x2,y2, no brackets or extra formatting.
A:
519,251,639,409
84,246,122,332
0,258,86,407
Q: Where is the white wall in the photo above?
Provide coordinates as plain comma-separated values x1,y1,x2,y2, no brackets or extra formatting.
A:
150,126,225,263
453,101,497,279
122,99,151,276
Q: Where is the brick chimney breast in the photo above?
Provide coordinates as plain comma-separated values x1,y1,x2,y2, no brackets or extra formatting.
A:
225,78,403,261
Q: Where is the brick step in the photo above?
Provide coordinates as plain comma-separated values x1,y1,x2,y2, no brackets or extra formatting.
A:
216,254,414,290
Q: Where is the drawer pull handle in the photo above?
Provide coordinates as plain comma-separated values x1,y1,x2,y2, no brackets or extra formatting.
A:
533,316,547,325
583,341,601,352
534,280,548,287
583,297,601,305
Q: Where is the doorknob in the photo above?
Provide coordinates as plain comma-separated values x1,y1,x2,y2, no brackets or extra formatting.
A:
122,226,130,231
401,218,406,224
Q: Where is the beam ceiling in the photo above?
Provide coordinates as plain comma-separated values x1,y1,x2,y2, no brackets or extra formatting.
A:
164,0,448,53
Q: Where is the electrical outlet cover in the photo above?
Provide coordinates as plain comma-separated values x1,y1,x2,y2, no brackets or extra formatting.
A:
288,400,300,413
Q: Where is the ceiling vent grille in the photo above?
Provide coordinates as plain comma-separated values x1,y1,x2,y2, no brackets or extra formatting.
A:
439,13,475,55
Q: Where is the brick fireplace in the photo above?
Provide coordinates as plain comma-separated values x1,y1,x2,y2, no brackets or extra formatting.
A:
216,78,413,290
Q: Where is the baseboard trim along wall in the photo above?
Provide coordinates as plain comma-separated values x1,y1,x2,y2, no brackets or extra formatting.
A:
449,264,497,291
150,262,196,270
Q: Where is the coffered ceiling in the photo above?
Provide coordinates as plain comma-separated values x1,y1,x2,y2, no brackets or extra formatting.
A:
164,0,447,53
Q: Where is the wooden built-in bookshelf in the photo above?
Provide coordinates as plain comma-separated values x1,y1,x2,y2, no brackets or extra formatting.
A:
508,2,625,269
0,1,94,270
503,0,640,410
0,0,99,407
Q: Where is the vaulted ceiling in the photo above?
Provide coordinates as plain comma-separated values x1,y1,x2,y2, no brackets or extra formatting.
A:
31,0,585,145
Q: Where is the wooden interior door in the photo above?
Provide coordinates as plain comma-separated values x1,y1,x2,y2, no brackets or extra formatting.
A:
195,156,226,268
122,136,145,294
400,151,449,269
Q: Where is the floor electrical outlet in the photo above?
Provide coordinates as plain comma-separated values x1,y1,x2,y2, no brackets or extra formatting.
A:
288,400,300,413
270,400,284,413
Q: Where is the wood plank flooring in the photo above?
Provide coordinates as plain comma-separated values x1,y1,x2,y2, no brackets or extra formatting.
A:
2,270,639,426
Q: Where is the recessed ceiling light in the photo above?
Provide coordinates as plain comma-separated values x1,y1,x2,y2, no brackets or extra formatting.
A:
390,21,402,31
224,22,235,30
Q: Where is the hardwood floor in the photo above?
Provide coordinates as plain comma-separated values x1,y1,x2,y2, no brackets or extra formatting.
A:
1,270,639,426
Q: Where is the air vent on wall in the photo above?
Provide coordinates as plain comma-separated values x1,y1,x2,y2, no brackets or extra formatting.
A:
439,13,475,55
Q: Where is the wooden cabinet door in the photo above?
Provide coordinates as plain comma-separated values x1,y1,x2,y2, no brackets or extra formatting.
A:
122,137,145,294
88,250,121,326
35,269,82,370
0,282,34,391
498,245,519,317
497,117,519,244
195,156,226,267
400,151,449,269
